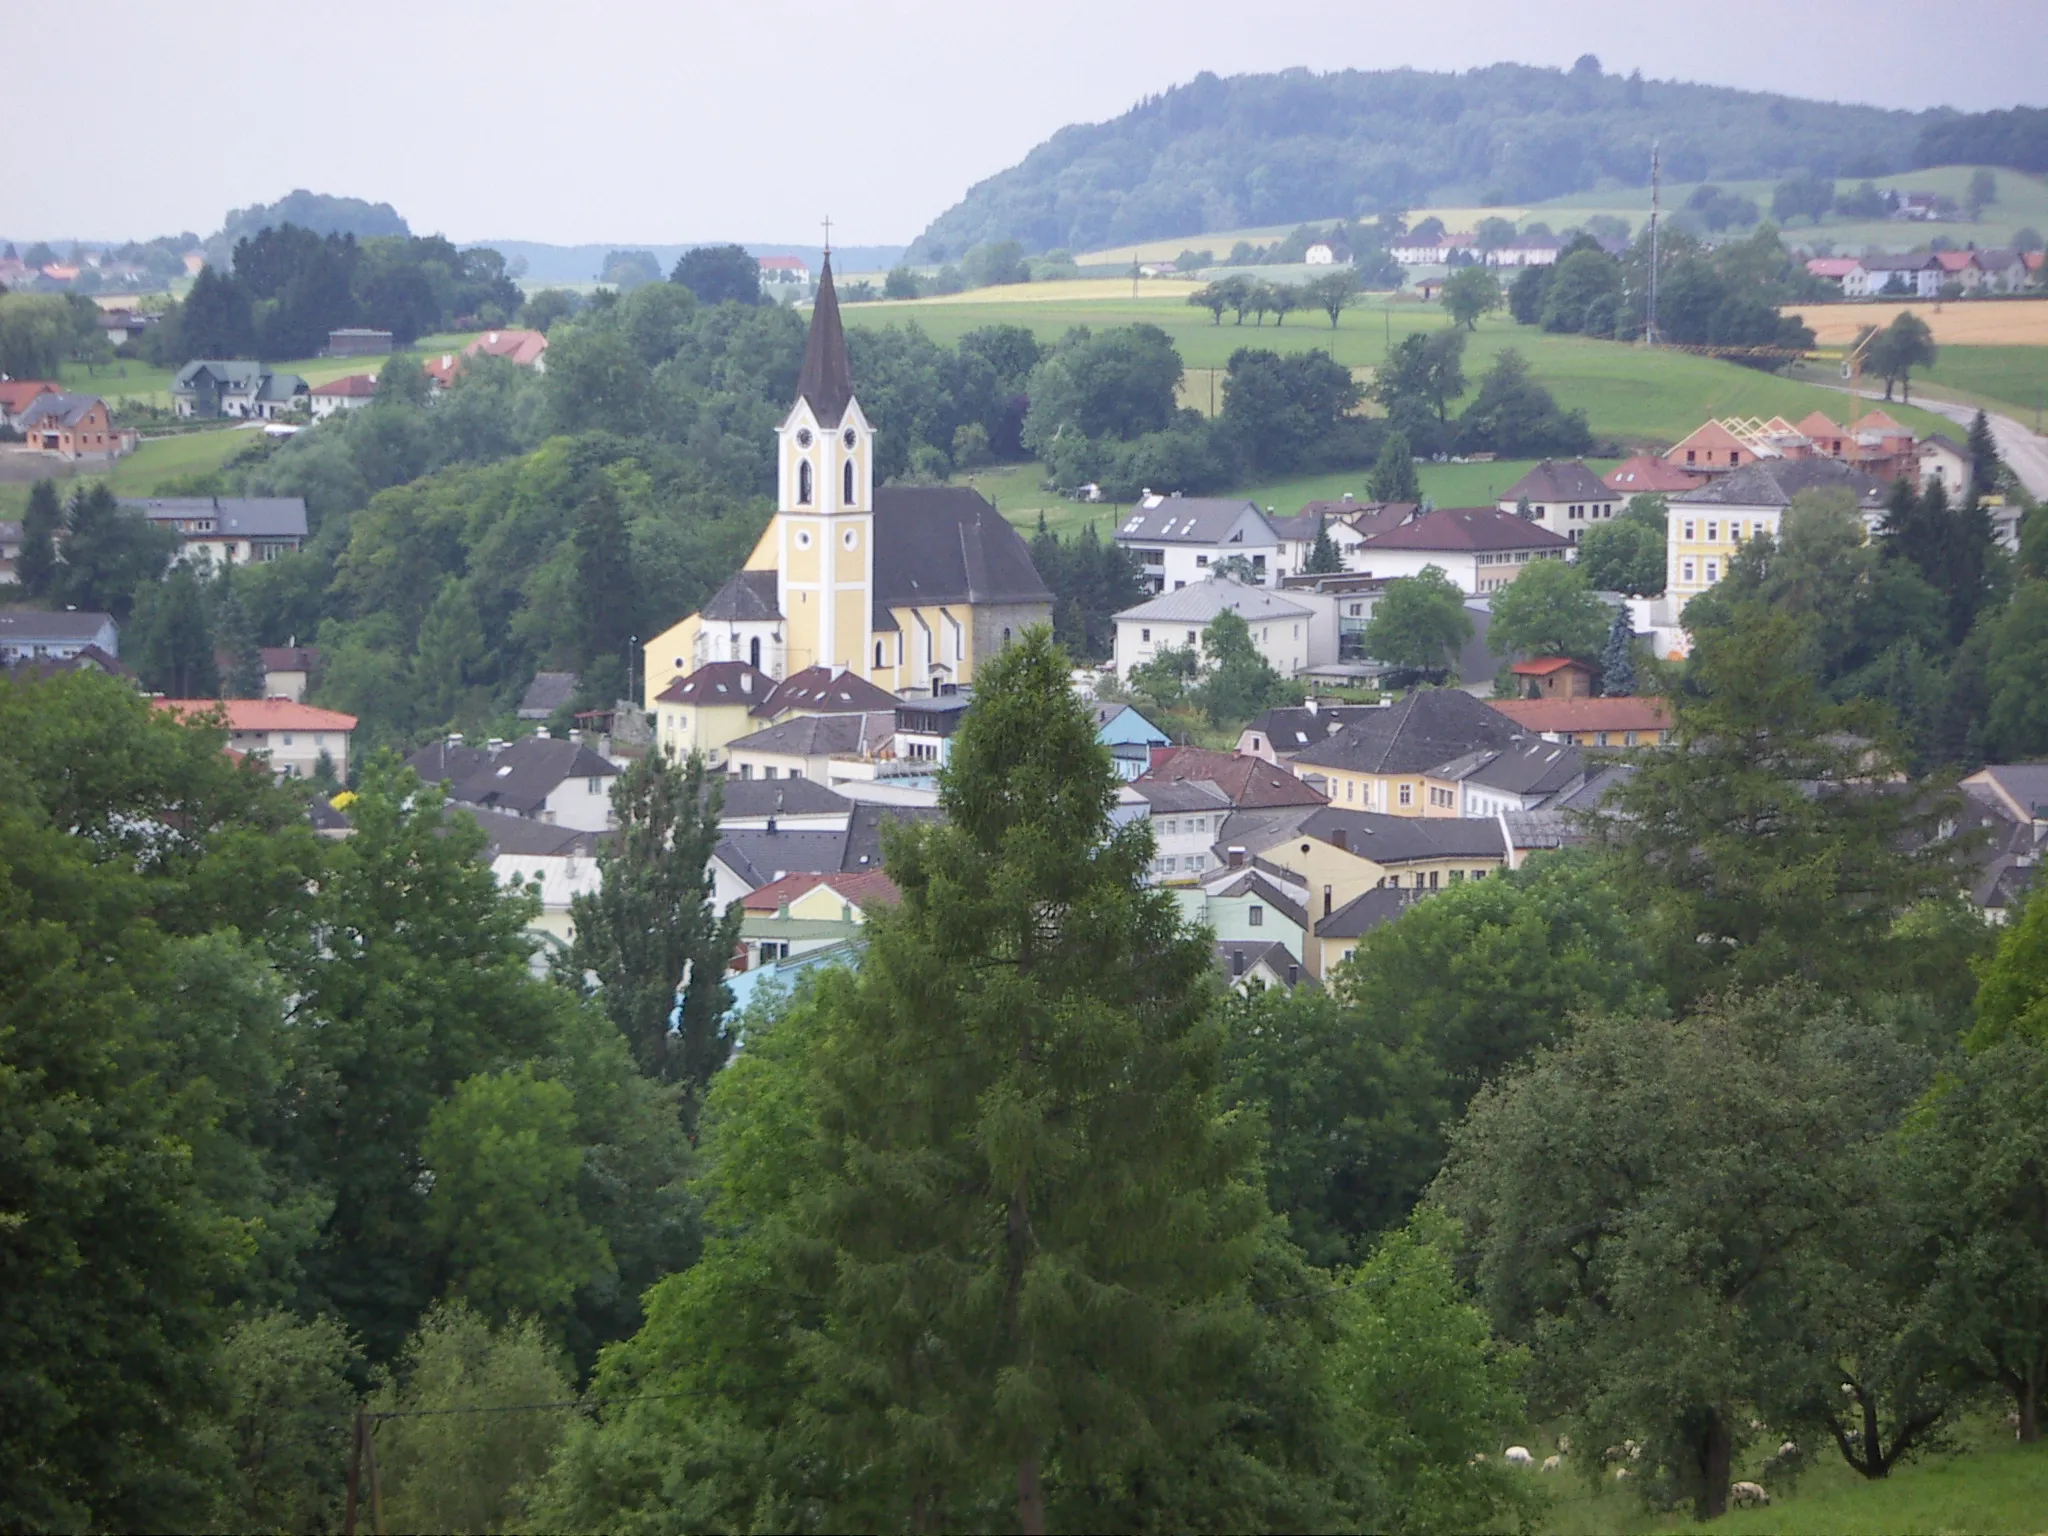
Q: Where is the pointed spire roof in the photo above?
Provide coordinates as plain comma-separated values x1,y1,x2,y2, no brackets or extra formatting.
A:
796,254,854,426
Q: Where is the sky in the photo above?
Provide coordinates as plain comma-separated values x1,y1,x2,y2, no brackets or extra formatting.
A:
5,0,2041,247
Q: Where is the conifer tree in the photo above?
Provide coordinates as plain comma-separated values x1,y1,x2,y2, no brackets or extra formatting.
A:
799,629,1269,1531
212,573,266,698
17,478,61,599
1367,429,1421,502
1967,408,2002,495
1599,605,1638,695
565,748,740,1119
572,479,639,699
1304,513,1344,573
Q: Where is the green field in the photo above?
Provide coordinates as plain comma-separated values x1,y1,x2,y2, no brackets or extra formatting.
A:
58,331,484,410
1914,345,2048,422
1076,165,2048,266
1533,1421,2048,1535
0,427,258,518
847,293,1952,450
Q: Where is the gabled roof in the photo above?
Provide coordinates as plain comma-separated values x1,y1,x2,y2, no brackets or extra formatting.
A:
1315,885,1419,940
1114,497,1274,546
1674,457,1888,509
119,496,309,538
0,607,116,642
1962,763,2048,824
1140,745,1328,808
711,776,853,819
715,829,852,888
152,698,358,731
1356,506,1570,554
1603,454,1706,494
15,392,104,429
743,868,900,913
1297,806,1509,864
1501,459,1616,504
0,380,58,414
701,568,782,623
311,373,379,398
455,805,608,858
1131,777,1235,814
1115,576,1312,626
1806,257,1862,278
464,329,548,366
261,645,320,673
518,670,578,715
871,486,1053,607
1794,411,1848,441
1208,870,1310,932
436,735,618,815
756,664,899,718
1490,696,1672,735
1216,939,1307,984
1432,739,1585,796
1293,688,1523,774
655,660,774,707
842,803,942,873
795,255,855,426
1245,703,1389,753
726,711,895,759
174,359,269,389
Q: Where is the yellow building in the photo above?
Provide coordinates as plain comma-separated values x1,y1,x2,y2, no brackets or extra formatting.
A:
1290,688,1526,816
643,256,1052,710
1665,458,1888,617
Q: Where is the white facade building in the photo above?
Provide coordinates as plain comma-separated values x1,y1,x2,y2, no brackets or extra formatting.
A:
1111,576,1318,681
1114,495,1283,594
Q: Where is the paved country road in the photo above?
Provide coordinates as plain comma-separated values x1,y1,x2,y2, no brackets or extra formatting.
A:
1827,383,2048,499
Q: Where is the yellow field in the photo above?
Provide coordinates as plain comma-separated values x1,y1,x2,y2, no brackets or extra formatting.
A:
1789,300,2048,347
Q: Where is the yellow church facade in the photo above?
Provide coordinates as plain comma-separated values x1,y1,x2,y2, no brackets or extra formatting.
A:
642,256,1051,712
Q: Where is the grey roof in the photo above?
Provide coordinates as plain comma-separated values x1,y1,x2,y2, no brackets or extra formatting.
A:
407,739,492,785
174,359,269,388
119,496,309,539
0,607,116,641
872,486,1054,607
1131,777,1235,814
1553,761,1637,811
0,521,21,545
1501,459,1617,505
1216,939,1307,984
456,805,608,858
712,776,853,819
1315,886,1419,939
518,671,579,718
1433,739,1585,796
1357,506,1572,553
842,803,942,873
726,711,895,758
1296,807,1509,864
1113,498,1274,546
701,568,782,622
257,373,309,401
757,664,899,717
1676,457,1889,510
1293,689,1523,774
1965,764,2048,822
15,392,103,429
1209,870,1310,932
795,255,855,426
1265,512,1328,542
1213,803,1326,857
655,661,774,707
1246,703,1389,753
413,735,619,816
1116,577,1312,625
715,830,851,888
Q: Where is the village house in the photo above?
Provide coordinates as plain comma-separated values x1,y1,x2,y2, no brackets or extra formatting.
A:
1508,656,1595,699
738,870,898,970
1092,701,1173,780
456,806,608,966
757,255,812,293
0,379,60,430
154,697,357,780
408,733,620,831
1485,239,1562,268
641,258,1051,704
1491,694,1673,747
12,393,135,459
118,496,309,565
713,776,856,832
1666,458,1888,615
1843,255,1943,299
0,607,119,663
1916,434,1975,502
517,670,579,722
1174,869,1313,985
1265,505,1375,577
1497,459,1622,544
257,645,319,702
724,710,898,784
1349,505,1572,594
1111,576,1319,681
1130,777,1237,882
1805,256,1863,290
1603,454,1706,498
1113,495,1283,593
1424,739,1587,818
309,374,378,419
1310,886,1422,976
1238,699,1392,764
172,360,309,419
653,660,777,765
1390,232,1479,264
1290,687,1526,814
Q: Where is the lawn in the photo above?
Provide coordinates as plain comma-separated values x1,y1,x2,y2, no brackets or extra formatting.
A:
846,293,1951,448
57,332,485,410
1533,1422,2048,1535
1918,345,2048,423
960,455,1621,542
0,427,260,518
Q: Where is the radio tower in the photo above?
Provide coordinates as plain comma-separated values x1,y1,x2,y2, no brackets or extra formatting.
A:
1644,140,1661,346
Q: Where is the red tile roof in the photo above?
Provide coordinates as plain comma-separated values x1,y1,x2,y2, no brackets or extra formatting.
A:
1509,656,1586,677
463,329,548,366
0,380,60,414
1603,454,1706,494
153,698,358,731
1139,746,1328,808
1357,506,1571,553
1490,696,1670,735
743,869,900,912
311,373,378,397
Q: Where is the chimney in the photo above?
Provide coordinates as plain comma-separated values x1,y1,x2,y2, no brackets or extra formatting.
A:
765,814,778,835
740,672,752,693
1231,949,1246,977
1341,491,1354,502
536,727,550,739
1331,828,1348,853
1227,846,1246,869
1305,697,1318,716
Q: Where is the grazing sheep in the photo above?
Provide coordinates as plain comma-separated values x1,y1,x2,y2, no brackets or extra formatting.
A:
1556,1434,1572,1454
1625,1438,1643,1461
1470,1453,1488,1465
1541,1454,1562,1472
1504,1445,1533,1465
1614,1467,1631,1482
1603,1445,1626,1463
1778,1440,1799,1459
1731,1481,1771,1508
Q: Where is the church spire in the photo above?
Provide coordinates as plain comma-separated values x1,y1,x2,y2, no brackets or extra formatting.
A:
796,253,854,427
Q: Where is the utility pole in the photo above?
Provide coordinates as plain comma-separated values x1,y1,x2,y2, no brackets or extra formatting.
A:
1645,140,1662,347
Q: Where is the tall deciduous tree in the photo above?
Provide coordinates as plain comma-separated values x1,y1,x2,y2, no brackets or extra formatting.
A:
1367,429,1421,503
56,483,177,619
1196,607,1302,726
566,748,740,1113
1485,557,1608,661
1441,265,1502,330
1867,310,1937,402
1361,566,1472,673
128,564,220,697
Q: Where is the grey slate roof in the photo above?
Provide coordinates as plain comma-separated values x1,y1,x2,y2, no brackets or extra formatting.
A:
1292,689,1524,775
655,661,773,707
1357,506,1572,553
1209,870,1310,932
407,735,619,816
1116,576,1312,625
1966,764,2048,822
1315,886,1420,939
0,607,118,642
1502,459,1617,504
715,830,852,888
15,392,103,429
701,569,782,622
119,496,309,539
796,256,855,426
174,359,268,389
727,711,895,758
872,487,1053,607
1246,703,1388,754
1675,457,1888,509
1216,939,1307,984
1296,807,1509,864
1434,740,1585,797
1113,497,1273,546
456,805,608,858
842,803,942,873
711,776,854,820
1131,778,1235,814
407,739,492,785
518,671,579,718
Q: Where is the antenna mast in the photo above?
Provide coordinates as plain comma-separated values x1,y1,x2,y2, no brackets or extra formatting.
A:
1645,141,1661,346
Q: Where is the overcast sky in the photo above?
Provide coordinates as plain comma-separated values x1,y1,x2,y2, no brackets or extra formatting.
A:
7,0,2041,246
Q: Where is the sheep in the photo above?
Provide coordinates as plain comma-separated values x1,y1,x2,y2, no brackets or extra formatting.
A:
1541,1454,1563,1472
1469,1452,1488,1465
1625,1438,1643,1461
1603,1445,1626,1463
1504,1445,1533,1466
1731,1481,1771,1508
1613,1467,1631,1482
1556,1433,1572,1454
1778,1440,1799,1458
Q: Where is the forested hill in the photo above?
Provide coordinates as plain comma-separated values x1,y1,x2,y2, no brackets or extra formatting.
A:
908,61,1936,259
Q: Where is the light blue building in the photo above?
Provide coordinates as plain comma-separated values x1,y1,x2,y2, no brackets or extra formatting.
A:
1093,702,1172,780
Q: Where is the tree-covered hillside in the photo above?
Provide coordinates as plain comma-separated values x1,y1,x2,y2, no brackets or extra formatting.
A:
909,61,1934,259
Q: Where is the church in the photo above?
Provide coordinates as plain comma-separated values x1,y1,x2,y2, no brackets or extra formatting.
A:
640,257,1053,715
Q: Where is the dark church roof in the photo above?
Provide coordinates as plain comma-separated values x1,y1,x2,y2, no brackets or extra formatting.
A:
872,487,1053,607
702,569,782,622
796,255,855,427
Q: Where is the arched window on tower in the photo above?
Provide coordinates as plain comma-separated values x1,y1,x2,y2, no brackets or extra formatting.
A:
844,460,855,505
874,639,885,669
798,461,812,504
750,636,761,671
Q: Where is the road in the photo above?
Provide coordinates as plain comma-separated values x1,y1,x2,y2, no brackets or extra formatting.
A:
1826,382,2048,499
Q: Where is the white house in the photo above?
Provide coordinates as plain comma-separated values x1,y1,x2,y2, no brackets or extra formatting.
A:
1113,495,1283,594
1497,460,1622,545
1129,776,1234,882
172,360,309,420
153,698,357,780
1264,507,1374,579
1304,242,1338,266
407,734,621,831
1843,255,1943,299
1349,506,1573,594
1916,434,1975,503
118,497,309,566
309,374,378,419
1112,576,1318,682
0,607,120,661
458,807,608,967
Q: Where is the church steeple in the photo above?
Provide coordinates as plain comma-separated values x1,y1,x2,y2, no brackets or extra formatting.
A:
795,254,854,426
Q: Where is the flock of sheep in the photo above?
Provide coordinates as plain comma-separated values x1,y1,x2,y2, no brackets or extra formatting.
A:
1473,1433,1789,1508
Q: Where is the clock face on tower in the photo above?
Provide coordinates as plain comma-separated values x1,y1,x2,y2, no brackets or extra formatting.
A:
796,428,813,448
843,427,857,448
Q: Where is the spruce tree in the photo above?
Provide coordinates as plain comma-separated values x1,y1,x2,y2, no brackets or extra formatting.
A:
565,748,740,1119
797,629,1270,1531
1598,606,1638,695
212,573,266,698
572,480,639,698
1305,514,1344,573
17,479,61,600
1367,430,1421,503
128,567,219,697
1967,408,2002,495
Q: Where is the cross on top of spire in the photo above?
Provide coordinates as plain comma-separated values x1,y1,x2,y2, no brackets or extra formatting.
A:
822,214,832,256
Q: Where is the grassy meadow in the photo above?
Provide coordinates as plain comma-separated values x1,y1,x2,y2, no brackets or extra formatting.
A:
0,426,260,518
58,331,484,410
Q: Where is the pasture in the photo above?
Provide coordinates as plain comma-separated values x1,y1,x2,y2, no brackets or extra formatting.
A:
58,331,484,410
0,426,260,518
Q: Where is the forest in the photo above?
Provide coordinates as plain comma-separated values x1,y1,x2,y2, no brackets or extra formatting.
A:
908,60,1933,258
8,596,2048,1530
